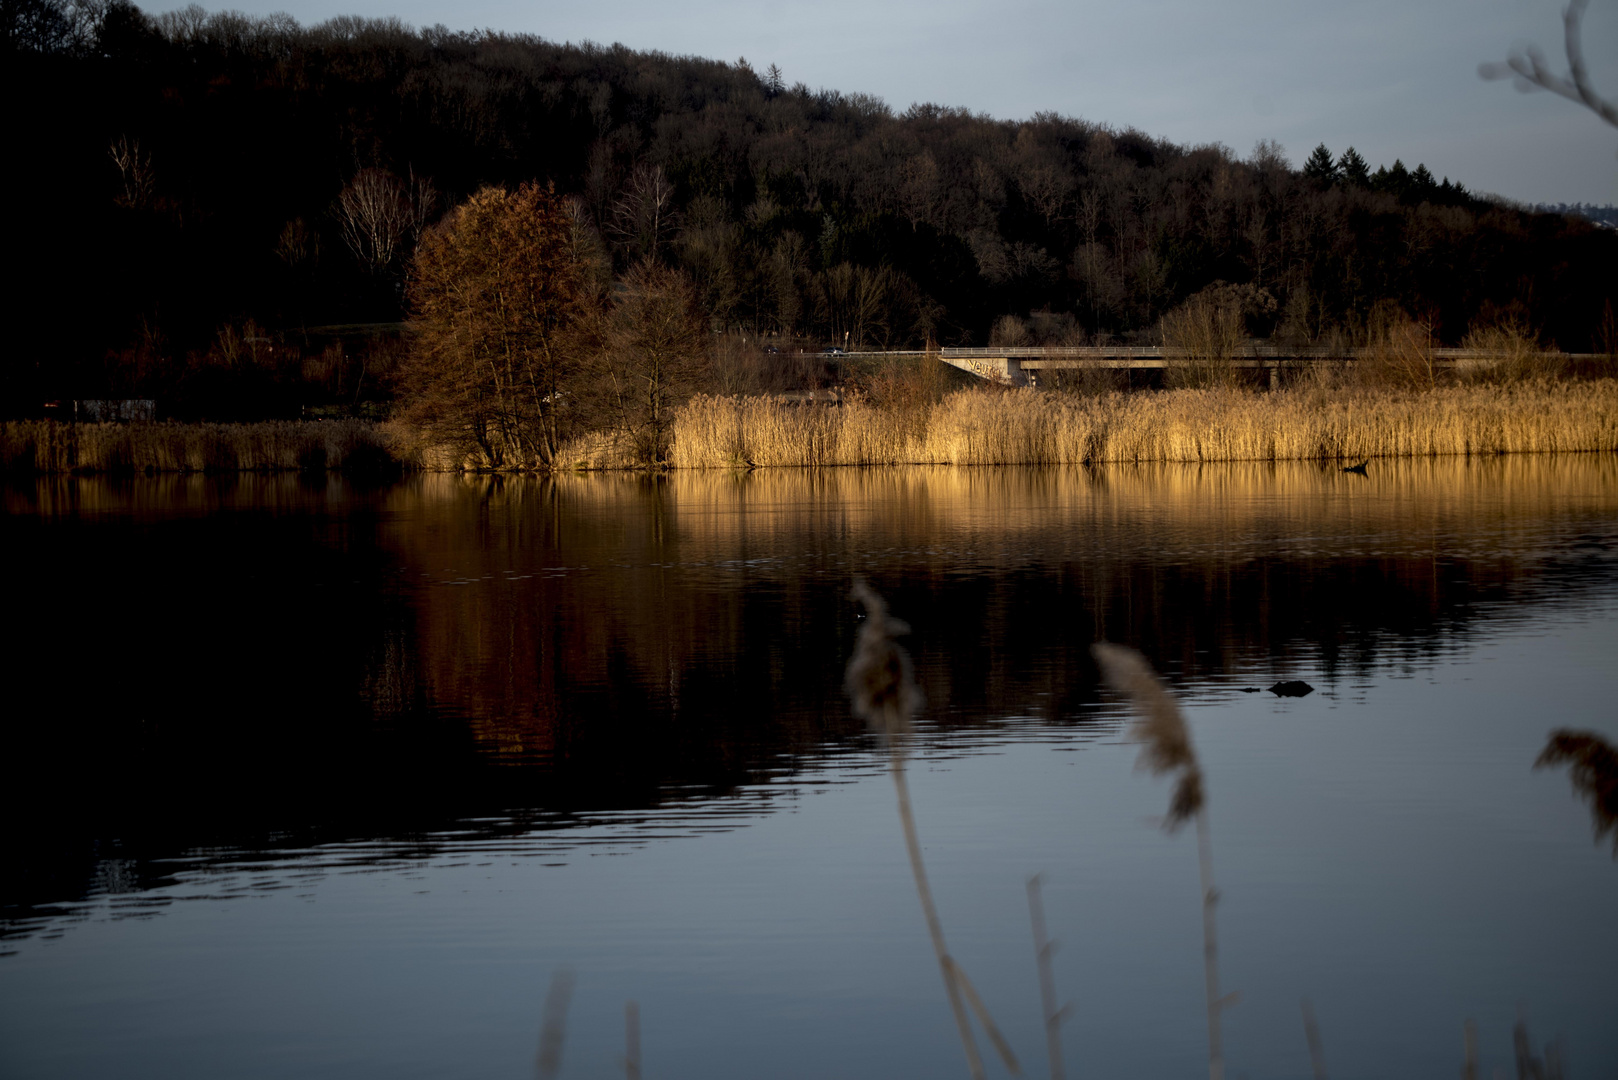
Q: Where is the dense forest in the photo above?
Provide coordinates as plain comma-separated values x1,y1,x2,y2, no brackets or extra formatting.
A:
4,0,1616,419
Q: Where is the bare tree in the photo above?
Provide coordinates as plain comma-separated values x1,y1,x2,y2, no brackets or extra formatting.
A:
334,167,438,275
814,262,895,347
607,164,679,262
1481,0,1617,131
109,136,155,209
596,260,707,463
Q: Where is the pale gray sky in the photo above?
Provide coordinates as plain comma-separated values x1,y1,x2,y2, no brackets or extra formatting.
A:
153,0,1617,204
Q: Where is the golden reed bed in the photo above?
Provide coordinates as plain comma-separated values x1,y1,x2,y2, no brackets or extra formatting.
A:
1,419,396,473
6,381,1617,473
668,382,1618,468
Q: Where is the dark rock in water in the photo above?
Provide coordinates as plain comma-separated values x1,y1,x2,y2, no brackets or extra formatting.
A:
1269,680,1315,697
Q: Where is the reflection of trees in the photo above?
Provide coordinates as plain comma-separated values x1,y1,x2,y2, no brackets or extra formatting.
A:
9,460,1616,940
1537,730,1618,855
378,457,1618,772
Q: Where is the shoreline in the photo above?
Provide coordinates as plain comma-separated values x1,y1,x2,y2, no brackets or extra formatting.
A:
6,381,1618,474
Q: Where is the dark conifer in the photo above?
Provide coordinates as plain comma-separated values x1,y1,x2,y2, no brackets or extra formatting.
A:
1337,147,1370,187
1303,144,1339,185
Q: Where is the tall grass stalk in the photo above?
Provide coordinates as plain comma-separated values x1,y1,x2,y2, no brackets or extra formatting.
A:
1301,998,1328,1080
845,581,1019,1080
671,381,1618,468
1026,874,1070,1080
624,1001,641,1080
1091,643,1233,1080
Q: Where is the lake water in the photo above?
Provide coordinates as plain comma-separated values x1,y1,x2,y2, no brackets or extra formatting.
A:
3,459,1617,1079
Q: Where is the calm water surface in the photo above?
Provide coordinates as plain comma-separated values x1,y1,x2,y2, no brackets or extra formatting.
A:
3,460,1617,1079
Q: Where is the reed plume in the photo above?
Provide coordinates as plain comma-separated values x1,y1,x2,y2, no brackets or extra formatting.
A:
1090,644,1203,830
1535,729,1618,855
1091,643,1234,1080
846,580,1019,1080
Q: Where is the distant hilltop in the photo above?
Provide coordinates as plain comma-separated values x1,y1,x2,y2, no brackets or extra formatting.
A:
1534,204,1618,229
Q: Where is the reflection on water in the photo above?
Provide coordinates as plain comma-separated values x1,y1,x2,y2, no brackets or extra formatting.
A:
2,459,1617,1078
4,458,1617,937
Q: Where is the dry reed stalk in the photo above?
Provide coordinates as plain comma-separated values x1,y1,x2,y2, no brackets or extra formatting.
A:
1026,874,1070,1080
845,580,1019,1080
535,968,576,1080
1091,643,1234,1080
1301,998,1327,1080
624,1000,641,1080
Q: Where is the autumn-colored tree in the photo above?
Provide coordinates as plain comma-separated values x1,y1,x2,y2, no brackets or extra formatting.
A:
595,260,707,463
401,183,589,467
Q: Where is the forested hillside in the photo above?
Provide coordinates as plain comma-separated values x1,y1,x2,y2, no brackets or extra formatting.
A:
4,0,1615,417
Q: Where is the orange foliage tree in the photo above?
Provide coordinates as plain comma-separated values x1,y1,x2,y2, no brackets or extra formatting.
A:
401,183,589,467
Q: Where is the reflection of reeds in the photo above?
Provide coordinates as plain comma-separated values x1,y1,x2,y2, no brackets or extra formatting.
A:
1091,643,1235,1080
671,381,1618,468
535,968,576,1080
1535,729,1618,855
846,581,1019,1080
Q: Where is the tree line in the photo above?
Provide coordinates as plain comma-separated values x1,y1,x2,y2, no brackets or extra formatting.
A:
4,0,1615,420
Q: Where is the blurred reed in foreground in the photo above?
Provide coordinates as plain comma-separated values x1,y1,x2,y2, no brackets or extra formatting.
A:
1092,643,1235,1080
0,419,399,473
846,581,1020,1080
671,381,1618,467
1537,729,1618,856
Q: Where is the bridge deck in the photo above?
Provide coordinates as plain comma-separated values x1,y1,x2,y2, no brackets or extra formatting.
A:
829,347,1603,385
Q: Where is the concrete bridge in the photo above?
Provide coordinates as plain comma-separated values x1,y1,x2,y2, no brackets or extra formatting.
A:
834,346,1598,388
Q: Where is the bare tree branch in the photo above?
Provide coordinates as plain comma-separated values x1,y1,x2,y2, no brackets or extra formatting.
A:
1481,0,1618,130
334,167,437,275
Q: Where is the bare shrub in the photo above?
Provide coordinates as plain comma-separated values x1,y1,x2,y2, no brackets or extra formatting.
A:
989,315,1032,347
593,260,708,464
1460,319,1567,382
1161,282,1274,389
1357,307,1438,389
708,335,823,395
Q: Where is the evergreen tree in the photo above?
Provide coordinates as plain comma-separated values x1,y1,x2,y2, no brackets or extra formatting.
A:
1303,144,1340,185
765,63,784,97
1381,160,1411,198
1411,164,1436,192
1337,147,1370,187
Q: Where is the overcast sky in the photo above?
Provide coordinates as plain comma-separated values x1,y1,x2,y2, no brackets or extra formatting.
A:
149,0,1616,204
